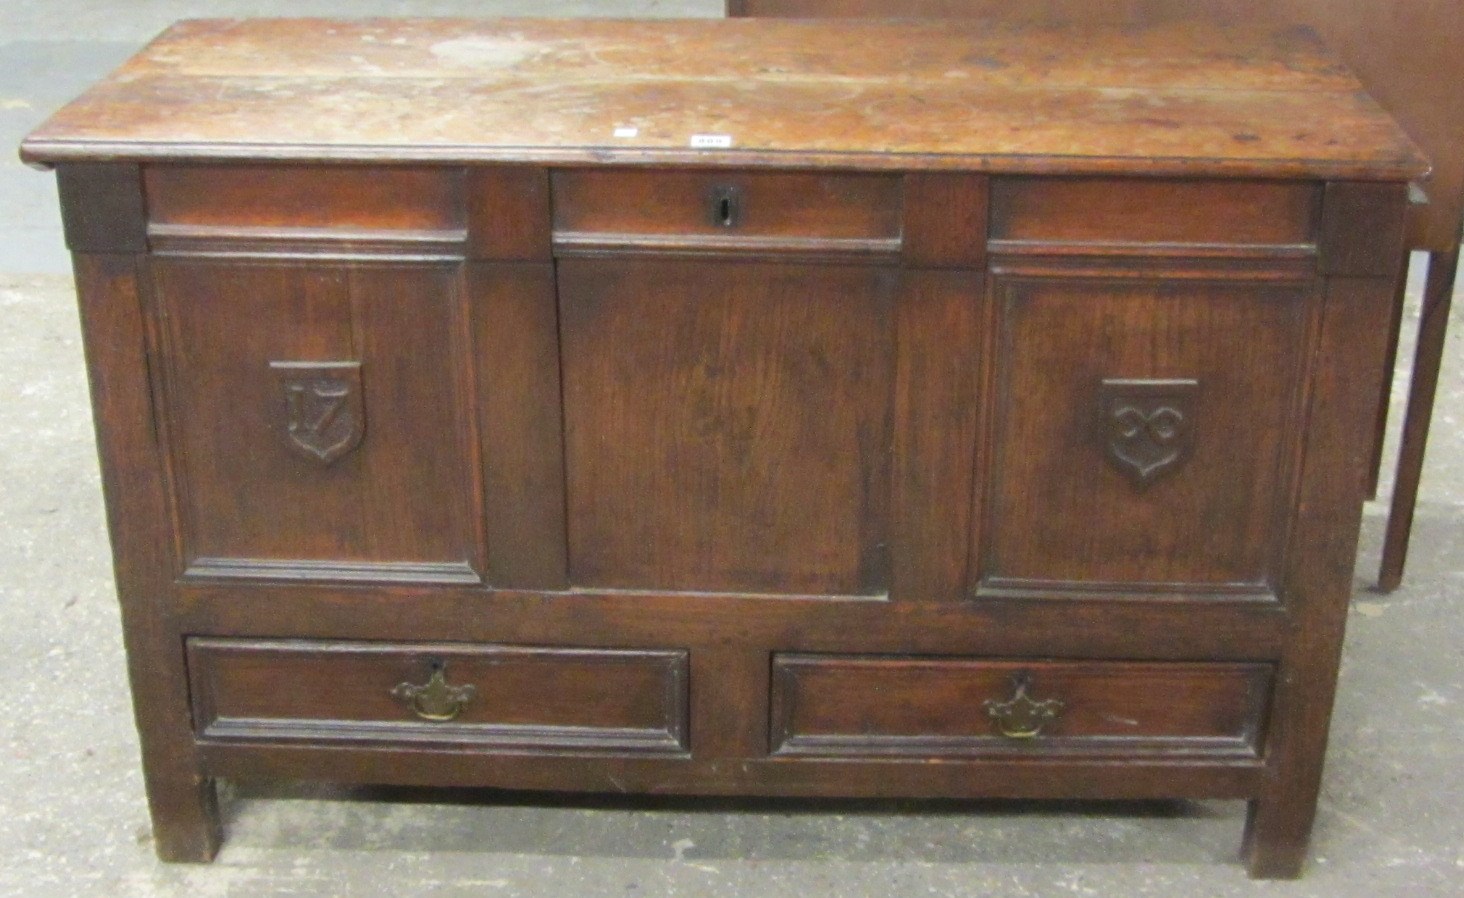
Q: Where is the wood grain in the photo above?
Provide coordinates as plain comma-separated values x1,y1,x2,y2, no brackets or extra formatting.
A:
977,273,1313,596
29,15,1427,877
1242,274,1397,878
470,262,569,589
559,258,898,595
770,655,1272,758
152,259,486,584
189,638,690,754
73,249,220,861
731,0,1459,248
19,18,1425,181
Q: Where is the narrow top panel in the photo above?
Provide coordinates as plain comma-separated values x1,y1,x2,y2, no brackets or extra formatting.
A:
19,17,1428,180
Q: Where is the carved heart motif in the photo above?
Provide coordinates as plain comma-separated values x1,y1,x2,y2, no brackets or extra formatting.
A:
1099,379,1199,486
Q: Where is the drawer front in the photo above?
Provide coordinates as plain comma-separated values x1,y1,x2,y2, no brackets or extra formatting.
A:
771,654,1271,758
551,169,902,253
990,177,1319,249
187,639,690,755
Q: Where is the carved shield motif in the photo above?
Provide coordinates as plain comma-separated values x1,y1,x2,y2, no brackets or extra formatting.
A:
1099,378,1199,486
270,361,365,465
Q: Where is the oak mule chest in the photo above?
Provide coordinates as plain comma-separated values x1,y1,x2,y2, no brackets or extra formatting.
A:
20,17,1427,879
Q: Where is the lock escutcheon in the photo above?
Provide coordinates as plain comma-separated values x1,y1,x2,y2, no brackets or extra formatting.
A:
709,184,741,228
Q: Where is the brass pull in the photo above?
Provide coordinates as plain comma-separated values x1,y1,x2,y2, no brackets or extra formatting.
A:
392,661,477,722
984,672,1064,740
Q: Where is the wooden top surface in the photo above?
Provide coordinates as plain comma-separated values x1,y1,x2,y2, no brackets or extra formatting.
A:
19,17,1428,180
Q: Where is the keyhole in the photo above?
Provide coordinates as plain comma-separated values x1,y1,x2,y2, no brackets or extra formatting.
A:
711,186,739,228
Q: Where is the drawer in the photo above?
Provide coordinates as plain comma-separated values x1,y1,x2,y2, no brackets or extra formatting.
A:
989,177,1320,250
187,638,690,756
551,169,902,254
770,654,1271,759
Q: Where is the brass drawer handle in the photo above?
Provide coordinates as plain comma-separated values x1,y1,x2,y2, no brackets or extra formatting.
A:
984,672,1064,740
392,662,477,722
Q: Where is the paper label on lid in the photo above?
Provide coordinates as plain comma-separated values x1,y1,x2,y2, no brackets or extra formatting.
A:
690,133,733,148
613,126,639,138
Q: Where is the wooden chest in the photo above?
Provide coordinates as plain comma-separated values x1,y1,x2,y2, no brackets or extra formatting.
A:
20,17,1427,879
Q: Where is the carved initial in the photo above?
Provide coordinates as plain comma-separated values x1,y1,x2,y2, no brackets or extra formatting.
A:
1099,378,1199,486
270,361,365,465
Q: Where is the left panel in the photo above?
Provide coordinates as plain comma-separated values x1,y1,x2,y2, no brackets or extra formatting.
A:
153,259,486,584
142,164,489,585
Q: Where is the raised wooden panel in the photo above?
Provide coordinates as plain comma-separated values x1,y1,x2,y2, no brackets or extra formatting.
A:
152,259,484,583
560,258,898,595
990,178,1320,251
770,654,1272,758
976,274,1313,596
187,638,689,755
552,169,902,258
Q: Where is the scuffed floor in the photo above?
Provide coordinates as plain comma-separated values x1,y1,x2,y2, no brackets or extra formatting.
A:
2,2,1463,895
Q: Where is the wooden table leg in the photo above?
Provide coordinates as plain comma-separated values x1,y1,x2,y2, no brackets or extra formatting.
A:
1378,246,1461,592
1366,255,1412,500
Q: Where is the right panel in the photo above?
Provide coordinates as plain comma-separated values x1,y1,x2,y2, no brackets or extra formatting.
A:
977,275,1313,598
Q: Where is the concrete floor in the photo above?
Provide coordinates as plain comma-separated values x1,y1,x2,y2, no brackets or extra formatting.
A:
2,3,1462,896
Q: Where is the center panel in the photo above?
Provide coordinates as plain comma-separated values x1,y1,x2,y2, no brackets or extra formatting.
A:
559,258,898,596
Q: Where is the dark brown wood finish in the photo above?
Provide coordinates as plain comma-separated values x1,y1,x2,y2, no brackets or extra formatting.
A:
559,258,898,595
1367,266,1414,499
1288,1,1461,561
63,163,218,862
731,0,1464,602
901,173,988,269
1243,272,1400,877
770,656,1273,758
56,163,147,253
730,0,1457,248
990,178,1319,249
976,276,1313,596
1319,181,1412,278
470,262,569,589
889,270,981,601
188,639,690,754
553,169,903,256
1378,246,1461,589
199,743,1268,800
466,166,551,261
152,258,486,585
19,19,1425,181
22,18,1425,880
